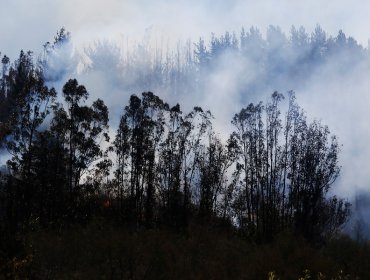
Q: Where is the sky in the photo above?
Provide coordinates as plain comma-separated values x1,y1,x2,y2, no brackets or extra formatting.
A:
1,0,370,60
2,1,370,205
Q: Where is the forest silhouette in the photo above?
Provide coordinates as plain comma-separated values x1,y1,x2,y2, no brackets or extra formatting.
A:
0,27,369,279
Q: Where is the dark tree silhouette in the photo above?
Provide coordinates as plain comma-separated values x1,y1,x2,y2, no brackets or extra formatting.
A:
229,92,349,241
52,79,109,196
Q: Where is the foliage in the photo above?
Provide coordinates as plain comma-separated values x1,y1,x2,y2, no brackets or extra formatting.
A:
0,27,360,278
228,92,349,241
1,77,348,242
109,90,348,242
1,77,109,230
76,25,367,100
1,222,369,279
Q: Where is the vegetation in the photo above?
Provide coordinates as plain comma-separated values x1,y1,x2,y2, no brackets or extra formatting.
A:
78,25,368,100
0,28,368,279
1,221,370,279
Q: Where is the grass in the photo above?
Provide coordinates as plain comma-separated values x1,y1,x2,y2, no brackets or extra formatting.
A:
1,219,369,279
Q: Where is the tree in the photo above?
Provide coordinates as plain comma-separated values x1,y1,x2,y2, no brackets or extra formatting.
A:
230,100,265,236
40,27,72,82
229,92,349,241
198,133,232,219
51,79,109,196
113,93,214,227
194,38,210,75
114,92,168,226
306,25,328,68
3,50,56,227
0,54,11,146
25,130,69,225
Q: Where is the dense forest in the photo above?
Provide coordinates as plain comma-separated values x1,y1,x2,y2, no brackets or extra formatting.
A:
0,27,369,279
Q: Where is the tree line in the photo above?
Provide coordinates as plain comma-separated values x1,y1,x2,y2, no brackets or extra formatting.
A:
74,25,368,101
0,47,349,243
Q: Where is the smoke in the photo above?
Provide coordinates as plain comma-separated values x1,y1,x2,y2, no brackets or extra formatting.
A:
2,0,370,236
49,31,363,185
2,0,370,60
41,27,370,196
39,27,370,239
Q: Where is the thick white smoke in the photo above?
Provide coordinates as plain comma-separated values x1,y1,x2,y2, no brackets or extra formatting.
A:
2,0,370,237
39,27,370,238
41,27,370,198
2,0,370,59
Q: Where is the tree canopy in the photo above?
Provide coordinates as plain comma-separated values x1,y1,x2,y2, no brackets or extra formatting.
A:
0,27,351,246
0,76,349,242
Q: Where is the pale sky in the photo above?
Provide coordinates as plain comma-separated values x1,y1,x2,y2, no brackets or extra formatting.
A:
1,0,370,59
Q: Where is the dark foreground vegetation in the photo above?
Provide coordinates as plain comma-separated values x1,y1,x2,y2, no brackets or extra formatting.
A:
1,219,370,279
0,29,368,279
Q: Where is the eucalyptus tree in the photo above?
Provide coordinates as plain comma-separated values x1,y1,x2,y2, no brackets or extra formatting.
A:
114,92,167,225
0,54,10,146
156,103,184,225
230,92,348,241
51,79,109,195
176,106,213,225
230,100,265,236
113,112,131,216
2,50,56,227
141,92,167,225
198,133,233,219
6,59,57,178
25,130,69,225
113,92,214,227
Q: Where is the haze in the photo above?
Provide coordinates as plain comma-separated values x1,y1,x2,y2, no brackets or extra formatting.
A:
2,1,370,59
2,0,370,234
